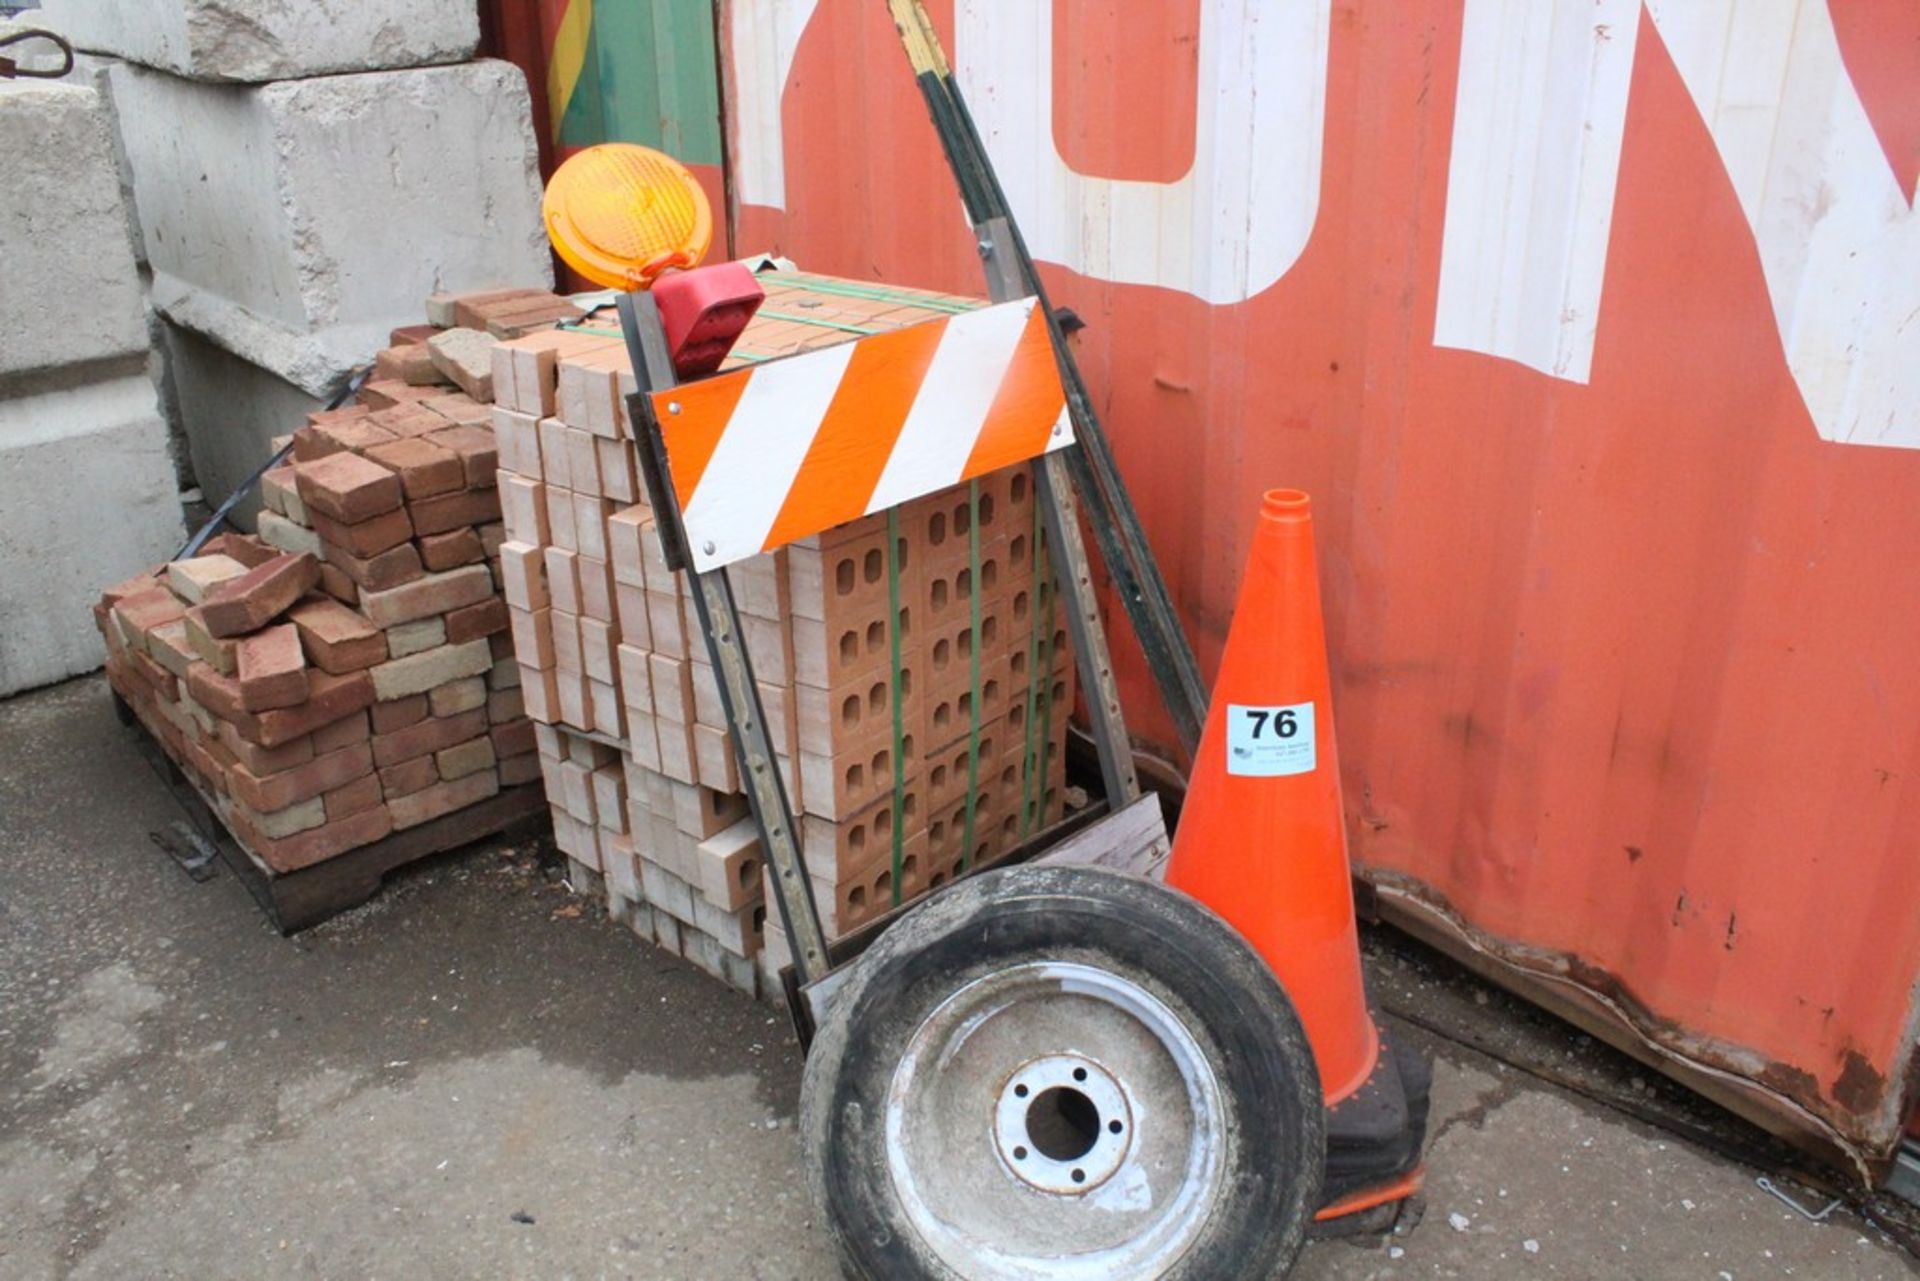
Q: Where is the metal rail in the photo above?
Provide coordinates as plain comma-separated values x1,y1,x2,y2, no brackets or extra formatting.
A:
883,0,1210,759
615,291,832,985
975,218,1140,807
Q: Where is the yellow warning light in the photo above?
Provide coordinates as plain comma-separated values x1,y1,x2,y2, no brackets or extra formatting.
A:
542,144,712,291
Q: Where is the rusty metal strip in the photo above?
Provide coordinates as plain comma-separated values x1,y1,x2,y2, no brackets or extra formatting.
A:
1369,876,1881,1183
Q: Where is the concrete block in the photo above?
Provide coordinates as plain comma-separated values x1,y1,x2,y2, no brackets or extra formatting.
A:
20,56,187,487
0,375,182,694
40,0,479,83
56,45,152,270
112,61,548,396
0,82,146,378
162,321,321,523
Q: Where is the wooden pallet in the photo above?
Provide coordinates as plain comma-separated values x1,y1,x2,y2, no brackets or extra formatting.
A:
116,693,547,933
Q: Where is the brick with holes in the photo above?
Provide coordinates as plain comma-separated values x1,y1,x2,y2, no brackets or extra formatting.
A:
692,818,766,912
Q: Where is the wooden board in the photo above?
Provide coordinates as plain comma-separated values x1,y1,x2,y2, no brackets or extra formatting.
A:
118,694,547,934
1033,792,1170,880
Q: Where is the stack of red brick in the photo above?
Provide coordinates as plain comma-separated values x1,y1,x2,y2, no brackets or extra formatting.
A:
95,287,581,878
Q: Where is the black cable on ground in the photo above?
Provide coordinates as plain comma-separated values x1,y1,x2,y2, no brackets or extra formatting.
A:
168,365,371,564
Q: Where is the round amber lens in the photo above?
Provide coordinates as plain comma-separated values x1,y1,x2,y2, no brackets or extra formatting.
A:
543,144,713,290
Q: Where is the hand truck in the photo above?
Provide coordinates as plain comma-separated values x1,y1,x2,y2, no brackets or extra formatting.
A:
537,5,1427,1273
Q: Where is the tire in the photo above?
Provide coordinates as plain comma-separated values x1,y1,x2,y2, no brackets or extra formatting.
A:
801,864,1324,1280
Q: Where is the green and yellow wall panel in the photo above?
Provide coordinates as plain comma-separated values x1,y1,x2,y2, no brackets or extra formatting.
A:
542,0,728,262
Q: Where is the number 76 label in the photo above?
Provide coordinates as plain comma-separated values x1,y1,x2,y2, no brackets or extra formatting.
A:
1226,702,1316,777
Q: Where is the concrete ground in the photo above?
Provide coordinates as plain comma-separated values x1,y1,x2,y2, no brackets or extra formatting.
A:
2,676,1915,1280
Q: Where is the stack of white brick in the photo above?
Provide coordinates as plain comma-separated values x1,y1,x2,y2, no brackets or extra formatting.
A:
0,78,182,694
38,0,551,520
486,273,1075,999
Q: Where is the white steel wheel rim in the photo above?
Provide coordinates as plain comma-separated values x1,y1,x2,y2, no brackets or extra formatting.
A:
882,961,1228,1279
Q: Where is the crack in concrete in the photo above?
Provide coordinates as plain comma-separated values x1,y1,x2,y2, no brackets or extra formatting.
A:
1426,1072,1525,1149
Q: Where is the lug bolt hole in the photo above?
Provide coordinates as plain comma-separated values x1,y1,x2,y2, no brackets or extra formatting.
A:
1014,1083,1029,1098
1071,1168,1086,1183
1013,1146,1028,1161
1072,1067,1088,1082
1108,1119,1123,1134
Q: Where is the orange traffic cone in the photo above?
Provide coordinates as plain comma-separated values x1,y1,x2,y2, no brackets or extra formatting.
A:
1166,488,1378,1104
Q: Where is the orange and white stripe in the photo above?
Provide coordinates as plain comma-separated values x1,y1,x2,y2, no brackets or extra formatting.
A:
653,297,1071,571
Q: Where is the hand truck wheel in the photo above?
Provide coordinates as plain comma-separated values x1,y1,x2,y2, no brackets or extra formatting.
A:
800,864,1324,1279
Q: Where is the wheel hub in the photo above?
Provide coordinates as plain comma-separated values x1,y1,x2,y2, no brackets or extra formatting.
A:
992,1054,1134,1194
882,961,1227,1277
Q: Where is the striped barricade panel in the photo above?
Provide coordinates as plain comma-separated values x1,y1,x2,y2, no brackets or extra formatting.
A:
651,296,1071,572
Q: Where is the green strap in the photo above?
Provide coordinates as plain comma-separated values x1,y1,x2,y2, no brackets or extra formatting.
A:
1017,480,1046,837
1032,537,1057,828
885,508,907,907
774,272,980,313
753,309,880,335
1033,598,1057,827
560,327,781,365
960,481,983,873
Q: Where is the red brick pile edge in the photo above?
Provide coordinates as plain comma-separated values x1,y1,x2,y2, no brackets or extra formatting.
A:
95,287,584,879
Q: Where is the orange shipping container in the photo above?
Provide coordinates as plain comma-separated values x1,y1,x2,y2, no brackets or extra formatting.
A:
502,0,1920,1177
